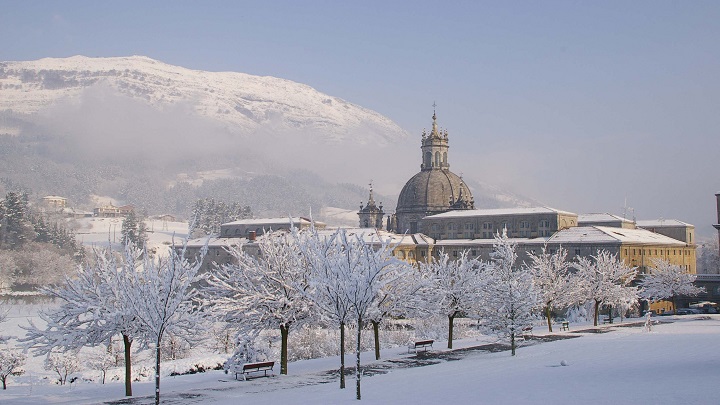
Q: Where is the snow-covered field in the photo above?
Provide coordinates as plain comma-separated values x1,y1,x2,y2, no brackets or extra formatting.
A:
2,308,718,404
74,217,189,254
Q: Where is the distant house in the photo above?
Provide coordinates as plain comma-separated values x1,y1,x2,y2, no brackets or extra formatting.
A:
94,204,135,218
42,196,67,209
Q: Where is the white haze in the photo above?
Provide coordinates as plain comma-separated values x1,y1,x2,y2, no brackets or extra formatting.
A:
22,82,720,239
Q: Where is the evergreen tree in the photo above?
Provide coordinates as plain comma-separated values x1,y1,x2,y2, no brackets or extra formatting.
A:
0,192,33,250
121,211,147,247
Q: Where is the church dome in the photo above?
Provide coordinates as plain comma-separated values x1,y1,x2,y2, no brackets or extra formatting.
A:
391,110,474,233
397,170,471,214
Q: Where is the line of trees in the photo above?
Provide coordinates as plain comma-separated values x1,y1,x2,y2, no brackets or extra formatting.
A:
12,226,703,400
0,191,84,292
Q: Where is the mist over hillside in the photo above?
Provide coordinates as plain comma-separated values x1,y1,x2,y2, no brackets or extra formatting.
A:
0,56,536,221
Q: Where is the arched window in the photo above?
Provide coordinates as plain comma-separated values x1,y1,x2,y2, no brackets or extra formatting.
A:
424,152,432,167
443,152,447,164
435,151,440,167
363,219,369,227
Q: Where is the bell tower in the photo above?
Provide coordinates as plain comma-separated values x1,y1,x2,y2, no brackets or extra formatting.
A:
358,182,385,229
420,107,450,171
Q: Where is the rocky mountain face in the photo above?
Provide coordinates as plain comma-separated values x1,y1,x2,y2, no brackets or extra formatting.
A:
0,55,408,144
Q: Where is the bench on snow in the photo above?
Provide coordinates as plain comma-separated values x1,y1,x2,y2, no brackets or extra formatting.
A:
521,325,533,339
233,361,275,380
408,339,434,353
560,321,570,331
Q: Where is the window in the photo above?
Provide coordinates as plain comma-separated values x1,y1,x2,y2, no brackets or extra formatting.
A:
431,223,439,231
471,250,477,256
464,223,474,230
575,248,581,255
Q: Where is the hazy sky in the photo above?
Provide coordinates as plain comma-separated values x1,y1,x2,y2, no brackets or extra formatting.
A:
1,1,719,237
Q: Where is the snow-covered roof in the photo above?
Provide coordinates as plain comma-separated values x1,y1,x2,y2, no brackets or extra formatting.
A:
424,206,576,219
222,217,319,226
577,213,634,224
183,236,246,249
635,219,694,228
185,228,433,249
547,226,687,246
314,227,433,247
434,237,550,247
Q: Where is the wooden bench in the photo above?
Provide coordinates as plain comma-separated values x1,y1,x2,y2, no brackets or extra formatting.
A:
234,361,275,380
560,321,569,331
602,317,612,324
408,339,434,353
522,325,533,339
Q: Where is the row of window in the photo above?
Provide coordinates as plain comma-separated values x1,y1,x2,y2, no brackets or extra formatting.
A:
624,249,691,256
432,220,554,233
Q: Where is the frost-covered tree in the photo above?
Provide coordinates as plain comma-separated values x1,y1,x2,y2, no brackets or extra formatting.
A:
22,245,142,396
0,191,33,250
45,351,81,385
639,259,705,314
204,229,313,375
572,250,638,326
343,230,408,400
122,241,206,405
480,230,538,356
295,226,354,390
120,210,147,248
189,198,252,237
527,246,572,332
366,262,423,360
419,250,482,349
697,239,720,274
87,346,116,384
0,345,25,390
298,227,408,400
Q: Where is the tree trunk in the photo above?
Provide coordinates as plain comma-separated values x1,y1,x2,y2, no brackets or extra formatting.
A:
448,313,455,349
154,342,161,405
339,322,346,389
594,300,600,326
356,316,362,400
280,324,289,375
545,306,553,332
608,304,613,324
672,295,677,315
2,376,6,390
372,320,380,360
511,332,516,356
123,334,133,396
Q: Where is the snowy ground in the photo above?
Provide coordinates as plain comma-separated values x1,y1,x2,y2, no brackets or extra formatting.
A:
2,310,718,404
73,217,189,254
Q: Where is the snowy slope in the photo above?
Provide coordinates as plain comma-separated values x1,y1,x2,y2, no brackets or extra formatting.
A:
0,56,408,144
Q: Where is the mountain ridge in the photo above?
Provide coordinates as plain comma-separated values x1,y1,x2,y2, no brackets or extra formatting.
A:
0,55,409,144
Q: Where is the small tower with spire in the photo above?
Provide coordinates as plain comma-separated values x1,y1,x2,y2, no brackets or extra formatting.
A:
420,104,450,171
358,181,385,229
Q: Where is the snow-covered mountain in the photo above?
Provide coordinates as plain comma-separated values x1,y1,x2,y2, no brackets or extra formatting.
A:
0,55,408,144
